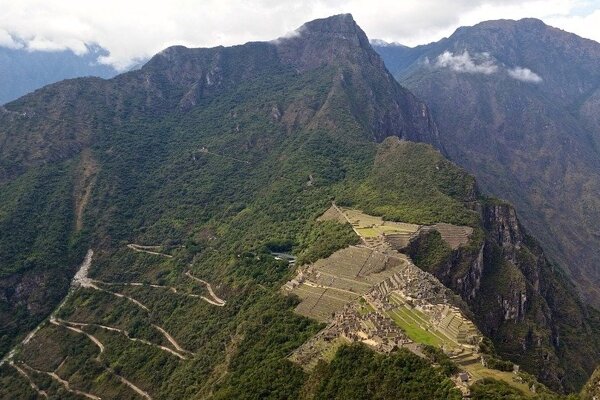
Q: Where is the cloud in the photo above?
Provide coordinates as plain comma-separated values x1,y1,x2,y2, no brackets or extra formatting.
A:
0,29,21,49
435,51,499,74
434,50,544,83
507,66,543,82
0,0,597,69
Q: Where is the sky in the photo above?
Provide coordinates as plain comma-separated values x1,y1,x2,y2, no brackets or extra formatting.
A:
0,0,599,70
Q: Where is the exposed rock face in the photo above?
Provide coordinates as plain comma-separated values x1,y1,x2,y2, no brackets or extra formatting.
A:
275,14,440,145
483,204,523,259
582,367,600,400
407,200,600,392
374,18,600,308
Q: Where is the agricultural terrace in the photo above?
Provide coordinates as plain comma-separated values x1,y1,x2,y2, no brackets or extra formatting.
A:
286,206,529,394
286,246,407,322
319,204,473,251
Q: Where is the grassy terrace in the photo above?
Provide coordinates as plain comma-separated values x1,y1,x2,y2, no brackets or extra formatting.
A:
340,207,421,239
386,293,457,348
462,362,533,396
387,309,441,346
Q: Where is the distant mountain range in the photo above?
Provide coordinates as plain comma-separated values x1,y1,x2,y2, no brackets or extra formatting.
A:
374,18,600,307
0,45,121,104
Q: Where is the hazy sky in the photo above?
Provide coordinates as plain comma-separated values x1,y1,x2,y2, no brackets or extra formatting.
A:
1,0,599,70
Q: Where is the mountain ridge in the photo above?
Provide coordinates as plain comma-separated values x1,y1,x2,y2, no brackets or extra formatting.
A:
0,13,599,398
374,17,600,306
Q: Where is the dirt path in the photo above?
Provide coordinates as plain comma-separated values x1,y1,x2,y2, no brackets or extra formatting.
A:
93,280,201,299
102,288,150,312
51,318,105,357
87,283,150,312
10,362,48,398
127,244,173,258
21,363,101,400
185,271,226,306
125,244,226,307
63,321,187,360
152,324,190,355
51,318,153,399
107,368,153,400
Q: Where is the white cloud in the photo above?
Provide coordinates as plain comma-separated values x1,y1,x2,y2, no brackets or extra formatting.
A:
0,0,597,69
0,29,21,49
434,51,544,83
507,66,543,82
546,8,600,43
435,51,499,74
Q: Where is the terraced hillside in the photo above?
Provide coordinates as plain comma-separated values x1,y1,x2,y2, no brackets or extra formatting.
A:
1,13,600,399
285,207,543,395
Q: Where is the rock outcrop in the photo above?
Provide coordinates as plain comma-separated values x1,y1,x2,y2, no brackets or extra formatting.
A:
407,199,600,392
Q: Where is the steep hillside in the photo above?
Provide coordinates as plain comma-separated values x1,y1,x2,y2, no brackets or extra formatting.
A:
0,13,438,393
0,45,120,104
374,18,600,306
0,13,598,398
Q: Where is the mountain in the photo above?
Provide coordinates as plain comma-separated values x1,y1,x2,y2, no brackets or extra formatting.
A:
0,45,120,104
373,18,600,308
0,13,599,398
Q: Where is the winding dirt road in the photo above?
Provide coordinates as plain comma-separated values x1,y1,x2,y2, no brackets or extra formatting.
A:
21,363,101,400
50,318,152,399
127,244,173,258
125,243,227,307
51,318,105,357
93,280,202,299
152,324,191,355
185,271,226,306
9,362,48,399
63,321,188,360
108,369,153,400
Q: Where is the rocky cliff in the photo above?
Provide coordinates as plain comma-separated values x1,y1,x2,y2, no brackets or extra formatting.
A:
374,18,600,308
407,199,600,391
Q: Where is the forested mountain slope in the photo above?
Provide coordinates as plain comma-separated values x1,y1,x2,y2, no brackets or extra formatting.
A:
0,13,598,398
374,18,600,306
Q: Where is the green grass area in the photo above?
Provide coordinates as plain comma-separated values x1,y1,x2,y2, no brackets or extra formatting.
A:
355,227,378,238
387,309,442,346
320,338,349,363
357,299,375,315
378,225,415,234
387,300,460,350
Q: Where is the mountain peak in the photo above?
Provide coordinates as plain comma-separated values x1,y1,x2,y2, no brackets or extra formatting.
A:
474,17,547,29
297,13,360,36
275,13,374,71
275,13,370,53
